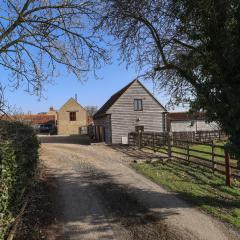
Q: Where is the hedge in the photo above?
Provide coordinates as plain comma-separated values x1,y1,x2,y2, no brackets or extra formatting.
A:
0,121,39,239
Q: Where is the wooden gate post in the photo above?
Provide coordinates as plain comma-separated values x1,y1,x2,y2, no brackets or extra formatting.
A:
138,131,142,149
187,142,190,164
224,149,231,187
153,132,156,152
211,141,216,173
167,132,172,159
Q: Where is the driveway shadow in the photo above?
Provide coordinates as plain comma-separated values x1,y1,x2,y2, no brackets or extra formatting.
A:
109,144,168,162
38,134,91,145
39,166,186,240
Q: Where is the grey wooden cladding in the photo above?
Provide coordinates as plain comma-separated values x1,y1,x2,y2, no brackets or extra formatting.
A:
108,81,165,143
94,80,167,144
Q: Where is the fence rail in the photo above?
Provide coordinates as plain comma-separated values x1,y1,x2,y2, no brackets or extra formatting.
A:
128,131,239,186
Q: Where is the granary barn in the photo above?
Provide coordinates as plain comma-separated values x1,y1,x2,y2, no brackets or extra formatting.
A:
93,79,168,144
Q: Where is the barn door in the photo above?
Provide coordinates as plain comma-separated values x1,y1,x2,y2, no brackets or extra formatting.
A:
95,126,100,141
95,126,105,142
99,126,105,142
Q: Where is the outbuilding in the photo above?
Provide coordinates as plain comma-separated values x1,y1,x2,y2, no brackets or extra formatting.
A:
57,98,88,135
93,79,167,144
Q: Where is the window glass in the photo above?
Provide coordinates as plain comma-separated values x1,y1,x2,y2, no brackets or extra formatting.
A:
134,99,143,111
69,112,76,121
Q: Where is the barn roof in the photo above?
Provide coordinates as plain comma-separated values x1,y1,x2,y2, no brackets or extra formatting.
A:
94,80,134,118
94,79,167,118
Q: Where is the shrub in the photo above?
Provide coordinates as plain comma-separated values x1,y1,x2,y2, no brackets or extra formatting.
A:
0,121,39,239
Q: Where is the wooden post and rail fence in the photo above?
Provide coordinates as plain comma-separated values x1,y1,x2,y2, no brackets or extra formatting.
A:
128,131,237,187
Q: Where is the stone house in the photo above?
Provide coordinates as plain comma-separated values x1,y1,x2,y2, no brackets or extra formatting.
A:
93,79,167,144
1,98,89,135
57,98,88,135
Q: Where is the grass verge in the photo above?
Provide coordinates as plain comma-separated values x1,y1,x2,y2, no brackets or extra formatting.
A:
156,140,237,165
132,160,240,228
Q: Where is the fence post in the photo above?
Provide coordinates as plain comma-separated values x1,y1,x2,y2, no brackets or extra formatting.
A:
167,132,172,158
187,142,190,164
138,131,142,149
153,132,156,152
224,149,231,187
211,140,216,173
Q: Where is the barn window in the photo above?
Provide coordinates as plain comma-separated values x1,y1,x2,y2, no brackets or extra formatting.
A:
69,112,76,121
134,99,143,111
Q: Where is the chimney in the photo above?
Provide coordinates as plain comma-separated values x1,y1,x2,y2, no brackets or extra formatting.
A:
75,94,78,102
49,106,54,111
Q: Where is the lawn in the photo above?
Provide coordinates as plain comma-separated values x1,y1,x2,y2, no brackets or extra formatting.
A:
132,160,240,228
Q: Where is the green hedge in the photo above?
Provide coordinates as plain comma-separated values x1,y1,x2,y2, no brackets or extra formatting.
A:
0,121,39,239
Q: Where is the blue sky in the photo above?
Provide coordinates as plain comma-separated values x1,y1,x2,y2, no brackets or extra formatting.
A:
2,54,186,114
0,2,188,114
3,59,187,114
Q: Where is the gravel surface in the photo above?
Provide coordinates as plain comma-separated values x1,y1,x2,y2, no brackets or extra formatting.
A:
40,143,239,240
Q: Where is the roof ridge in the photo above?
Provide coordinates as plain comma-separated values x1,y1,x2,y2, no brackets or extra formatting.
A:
59,97,83,111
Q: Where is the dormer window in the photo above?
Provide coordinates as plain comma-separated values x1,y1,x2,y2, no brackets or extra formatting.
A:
134,99,143,111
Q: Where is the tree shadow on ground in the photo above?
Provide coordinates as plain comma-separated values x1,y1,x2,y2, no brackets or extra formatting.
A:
53,168,184,240
109,145,240,218
109,144,168,162
18,162,192,240
38,134,91,145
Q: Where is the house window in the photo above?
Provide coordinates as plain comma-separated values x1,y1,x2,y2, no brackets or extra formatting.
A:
69,112,76,121
134,99,143,111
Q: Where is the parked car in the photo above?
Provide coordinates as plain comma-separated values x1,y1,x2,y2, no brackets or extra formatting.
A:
39,124,52,133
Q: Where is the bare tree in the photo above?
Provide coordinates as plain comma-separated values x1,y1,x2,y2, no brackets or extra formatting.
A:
0,0,108,96
85,105,98,117
97,0,195,105
98,0,240,161
0,83,8,118
0,82,25,121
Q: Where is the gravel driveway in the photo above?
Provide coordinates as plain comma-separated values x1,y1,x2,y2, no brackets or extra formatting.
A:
40,143,239,240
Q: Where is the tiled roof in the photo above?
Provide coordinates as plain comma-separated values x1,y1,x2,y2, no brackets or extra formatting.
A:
167,112,205,121
1,114,56,124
